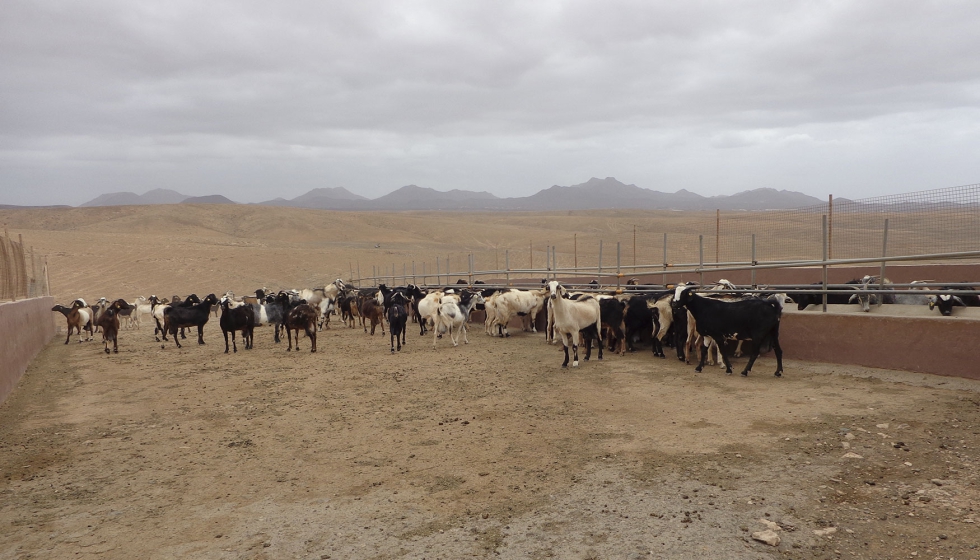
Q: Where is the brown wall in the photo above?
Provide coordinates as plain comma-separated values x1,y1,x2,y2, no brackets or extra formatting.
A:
0,297,57,405
779,312,978,380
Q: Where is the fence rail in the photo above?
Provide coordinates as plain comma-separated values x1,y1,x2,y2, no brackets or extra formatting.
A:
0,230,50,301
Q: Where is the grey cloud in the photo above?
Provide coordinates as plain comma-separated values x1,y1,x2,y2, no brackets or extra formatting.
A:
1,0,978,206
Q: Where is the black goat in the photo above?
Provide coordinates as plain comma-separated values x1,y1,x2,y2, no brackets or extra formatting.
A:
220,298,255,353
599,297,627,356
387,292,409,353
795,280,862,310
623,296,653,352
162,294,219,349
673,285,784,377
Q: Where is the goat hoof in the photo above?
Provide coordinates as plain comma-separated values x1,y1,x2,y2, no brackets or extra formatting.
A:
740,371,748,377
774,371,783,377
113,349,118,354
104,348,110,354
694,367,703,373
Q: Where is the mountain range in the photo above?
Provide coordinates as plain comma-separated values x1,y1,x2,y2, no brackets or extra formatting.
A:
74,178,826,211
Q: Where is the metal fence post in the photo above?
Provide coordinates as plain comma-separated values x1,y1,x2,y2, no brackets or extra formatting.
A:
822,215,828,312
598,240,603,281
552,246,557,280
545,244,551,279
751,234,757,288
879,218,889,306
505,250,510,286
616,242,622,290
698,235,704,286
662,233,668,286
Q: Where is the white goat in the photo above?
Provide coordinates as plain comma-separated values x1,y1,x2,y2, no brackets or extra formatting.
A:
417,289,447,335
486,288,547,337
433,295,466,347
546,281,603,368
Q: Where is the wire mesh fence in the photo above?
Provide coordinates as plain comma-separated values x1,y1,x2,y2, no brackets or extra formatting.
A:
718,183,980,263
0,231,50,301
356,184,980,286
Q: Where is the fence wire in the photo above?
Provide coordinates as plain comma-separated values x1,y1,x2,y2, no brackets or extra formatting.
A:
718,183,980,263
0,232,50,301
358,184,980,286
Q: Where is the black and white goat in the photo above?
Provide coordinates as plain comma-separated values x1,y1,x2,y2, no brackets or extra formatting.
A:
386,291,409,352
929,285,980,316
672,285,784,377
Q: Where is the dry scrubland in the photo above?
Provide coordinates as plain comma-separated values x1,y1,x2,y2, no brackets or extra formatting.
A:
1,205,979,560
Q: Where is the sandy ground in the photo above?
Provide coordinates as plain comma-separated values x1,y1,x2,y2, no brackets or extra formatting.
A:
1,205,979,559
2,318,979,560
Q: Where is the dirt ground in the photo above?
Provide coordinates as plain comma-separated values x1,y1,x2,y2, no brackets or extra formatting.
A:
2,318,979,560
1,205,979,559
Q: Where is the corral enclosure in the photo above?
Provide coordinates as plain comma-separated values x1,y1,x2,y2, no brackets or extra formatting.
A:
1,204,979,559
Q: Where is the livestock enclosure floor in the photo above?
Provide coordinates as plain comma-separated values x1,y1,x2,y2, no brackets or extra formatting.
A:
2,321,979,560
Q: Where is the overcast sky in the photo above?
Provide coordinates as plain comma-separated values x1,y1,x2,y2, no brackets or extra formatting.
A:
2,1,979,206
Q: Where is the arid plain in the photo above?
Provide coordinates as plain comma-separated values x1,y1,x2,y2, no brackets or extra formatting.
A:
1,204,978,559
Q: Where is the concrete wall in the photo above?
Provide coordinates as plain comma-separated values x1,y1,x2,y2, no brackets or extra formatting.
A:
779,311,978,380
0,297,56,405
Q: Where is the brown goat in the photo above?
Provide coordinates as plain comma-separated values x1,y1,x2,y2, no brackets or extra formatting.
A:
359,297,386,335
283,303,317,352
95,299,133,354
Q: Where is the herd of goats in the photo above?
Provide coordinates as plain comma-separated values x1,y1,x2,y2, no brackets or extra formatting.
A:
50,274,978,373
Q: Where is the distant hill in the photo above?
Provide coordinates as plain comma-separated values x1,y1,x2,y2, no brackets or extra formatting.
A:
181,195,237,205
490,178,823,211
710,188,826,210
0,204,72,210
371,185,501,210
258,187,370,210
81,188,188,207
78,179,826,211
